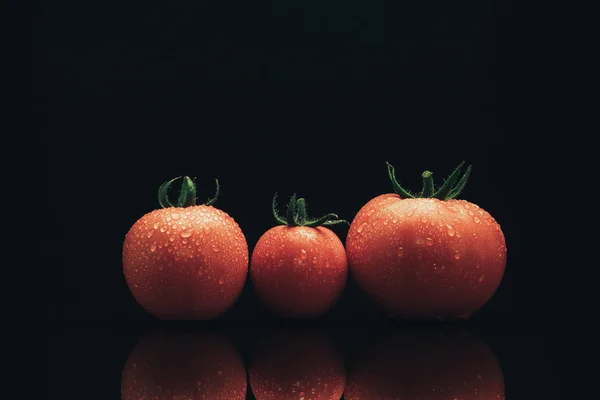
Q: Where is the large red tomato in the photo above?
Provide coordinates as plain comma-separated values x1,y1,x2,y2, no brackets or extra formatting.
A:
346,162,507,320
249,327,346,400
250,194,348,318
121,328,247,400
122,177,248,320
344,328,505,400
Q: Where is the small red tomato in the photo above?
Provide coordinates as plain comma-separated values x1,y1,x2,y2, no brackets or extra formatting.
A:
344,328,505,400
249,327,346,400
250,194,348,318
346,162,507,320
122,177,248,320
121,328,247,400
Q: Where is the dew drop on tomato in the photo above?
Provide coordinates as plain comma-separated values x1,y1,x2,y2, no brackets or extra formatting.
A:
446,225,455,236
357,222,367,233
180,230,193,238
300,249,308,259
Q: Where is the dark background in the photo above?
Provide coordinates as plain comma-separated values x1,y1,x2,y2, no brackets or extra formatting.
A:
39,0,554,326
40,0,566,398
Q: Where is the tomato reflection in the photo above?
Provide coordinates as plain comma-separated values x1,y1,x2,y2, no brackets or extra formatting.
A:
121,328,247,400
249,327,346,400
344,328,505,400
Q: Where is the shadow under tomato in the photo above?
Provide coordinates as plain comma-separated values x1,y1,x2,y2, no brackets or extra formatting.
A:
249,326,346,400
120,327,247,400
344,326,505,400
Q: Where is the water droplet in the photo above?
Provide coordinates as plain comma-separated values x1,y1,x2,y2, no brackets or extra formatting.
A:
133,283,138,288
158,265,164,270
407,211,414,216
180,230,193,238
454,250,461,259
425,237,433,246
171,212,180,220
153,222,160,229
396,246,404,258
416,237,425,245
453,218,462,224
473,233,478,239
421,216,428,223
212,245,220,252
325,260,330,268
456,231,461,238
429,221,435,226
218,278,224,285
146,230,154,238
300,249,307,259
468,210,474,216
160,226,166,232
478,276,485,283
166,215,172,222
217,370,223,376
446,224,455,236
392,218,397,224
357,222,367,233
150,242,157,252
312,256,318,264
198,269,204,276
464,203,471,209
169,236,175,242
474,216,481,224
448,206,460,213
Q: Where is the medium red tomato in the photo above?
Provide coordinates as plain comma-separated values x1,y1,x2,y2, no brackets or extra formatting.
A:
122,177,248,320
249,328,346,400
346,162,507,320
121,329,247,400
250,194,348,318
344,328,505,400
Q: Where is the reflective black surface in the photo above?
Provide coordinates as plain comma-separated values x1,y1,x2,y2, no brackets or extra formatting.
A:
48,320,562,400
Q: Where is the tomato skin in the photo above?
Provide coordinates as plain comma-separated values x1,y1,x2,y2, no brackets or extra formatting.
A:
249,328,346,400
121,329,247,400
122,205,248,320
346,196,506,320
250,226,348,318
344,329,505,400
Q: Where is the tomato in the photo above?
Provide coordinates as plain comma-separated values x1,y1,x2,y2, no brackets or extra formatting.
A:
249,328,346,400
121,328,247,400
346,162,507,320
344,328,505,399
250,194,348,318
122,177,248,320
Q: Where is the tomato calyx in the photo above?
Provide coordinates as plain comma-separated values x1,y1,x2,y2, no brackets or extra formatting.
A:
271,193,349,227
157,176,220,208
386,161,472,200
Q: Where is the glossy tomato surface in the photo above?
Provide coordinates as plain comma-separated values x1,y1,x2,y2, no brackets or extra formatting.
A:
250,226,347,318
121,329,247,400
122,205,248,320
249,328,346,400
346,194,506,320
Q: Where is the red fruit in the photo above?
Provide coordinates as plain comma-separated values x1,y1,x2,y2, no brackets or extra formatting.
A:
346,162,507,320
344,328,505,400
122,177,248,320
249,328,346,400
250,194,348,318
121,329,247,400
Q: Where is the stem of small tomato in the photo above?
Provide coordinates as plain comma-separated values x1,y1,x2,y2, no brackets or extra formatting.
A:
421,171,434,197
295,198,307,225
285,193,298,226
271,193,348,228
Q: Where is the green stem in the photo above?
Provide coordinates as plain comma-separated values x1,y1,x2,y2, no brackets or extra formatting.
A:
157,176,219,208
386,162,416,198
432,161,465,199
285,193,298,226
271,194,348,228
421,171,434,197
